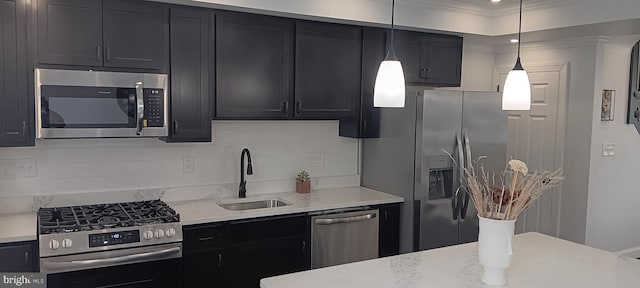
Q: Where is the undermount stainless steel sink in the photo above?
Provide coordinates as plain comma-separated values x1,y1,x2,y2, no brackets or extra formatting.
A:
218,199,290,211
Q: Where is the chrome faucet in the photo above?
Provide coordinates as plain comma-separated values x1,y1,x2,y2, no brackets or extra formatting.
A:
239,148,253,198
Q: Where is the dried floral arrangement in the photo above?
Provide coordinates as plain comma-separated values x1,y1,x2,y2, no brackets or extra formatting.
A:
459,157,564,220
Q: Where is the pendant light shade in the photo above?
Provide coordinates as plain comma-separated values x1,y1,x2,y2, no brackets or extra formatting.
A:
502,58,531,110
502,0,531,111
374,0,405,108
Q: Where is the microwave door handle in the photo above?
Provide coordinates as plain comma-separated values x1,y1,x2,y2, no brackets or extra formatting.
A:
136,82,144,136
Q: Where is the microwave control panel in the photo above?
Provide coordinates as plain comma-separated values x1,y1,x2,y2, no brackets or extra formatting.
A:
144,89,164,127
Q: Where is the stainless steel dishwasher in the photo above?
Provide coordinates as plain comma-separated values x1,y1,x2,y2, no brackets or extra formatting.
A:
311,208,379,268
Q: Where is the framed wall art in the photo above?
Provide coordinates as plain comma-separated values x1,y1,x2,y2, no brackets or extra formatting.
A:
601,89,615,121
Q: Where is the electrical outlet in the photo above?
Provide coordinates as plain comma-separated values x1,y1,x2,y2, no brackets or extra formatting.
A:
183,156,195,174
602,143,616,157
307,152,325,167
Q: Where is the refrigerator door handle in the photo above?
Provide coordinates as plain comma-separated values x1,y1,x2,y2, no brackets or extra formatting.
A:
453,133,465,220
461,131,473,219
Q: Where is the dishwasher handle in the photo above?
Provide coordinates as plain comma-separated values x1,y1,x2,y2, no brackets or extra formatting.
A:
314,213,377,225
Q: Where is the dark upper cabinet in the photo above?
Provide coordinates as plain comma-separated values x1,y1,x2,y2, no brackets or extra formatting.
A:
168,6,211,142
295,21,361,119
102,0,166,70
36,0,167,70
0,0,32,147
36,0,102,67
339,27,383,138
216,12,293,119
0,241,37,272
394,30,462,87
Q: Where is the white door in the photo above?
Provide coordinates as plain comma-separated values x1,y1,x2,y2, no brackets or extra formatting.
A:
494,63,568,237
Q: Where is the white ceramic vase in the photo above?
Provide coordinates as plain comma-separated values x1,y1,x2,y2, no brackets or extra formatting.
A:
477,215,516,286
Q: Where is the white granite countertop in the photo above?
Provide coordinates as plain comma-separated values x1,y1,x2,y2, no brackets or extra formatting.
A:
171,186,404,226
261,232,640,288
0,213,37,244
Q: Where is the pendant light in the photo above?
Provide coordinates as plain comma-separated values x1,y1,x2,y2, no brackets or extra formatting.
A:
374,0,405,108
502,0,531,110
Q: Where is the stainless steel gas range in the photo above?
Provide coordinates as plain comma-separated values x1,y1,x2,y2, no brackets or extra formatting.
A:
38,200,183,288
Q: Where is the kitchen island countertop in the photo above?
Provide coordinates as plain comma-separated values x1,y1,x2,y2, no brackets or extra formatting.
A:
0,213,37,244
261,232,640,288
172,186,404,226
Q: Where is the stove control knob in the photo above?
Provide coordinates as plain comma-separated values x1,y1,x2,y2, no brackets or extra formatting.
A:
48,239,60,250
166,228,176,238
62,238,73,248
143,230,154,240
155,229,165,238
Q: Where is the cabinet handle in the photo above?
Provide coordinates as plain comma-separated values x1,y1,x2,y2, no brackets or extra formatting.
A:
198,236,214,241
106,46,112,62
296,101,302,114
24,251,29,268
384,211,388,222
218,253,223,268
302,240,306,253
283,101,289,114
173,121,179,135
425,68,431,79
96,45,102,61
419,68,426,79
22,121,27,136
362,119,367,132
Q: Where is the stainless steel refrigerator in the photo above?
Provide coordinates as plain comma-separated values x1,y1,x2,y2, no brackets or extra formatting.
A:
361,89,506,252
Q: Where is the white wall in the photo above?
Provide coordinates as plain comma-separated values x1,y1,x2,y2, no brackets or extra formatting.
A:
0,121,360,213
494,37,602,245
440,36,496,92
586,37,640,252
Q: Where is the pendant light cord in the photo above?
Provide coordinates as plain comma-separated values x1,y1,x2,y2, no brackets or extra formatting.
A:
391,0,395,44
517,0,523,58
386,0,397,60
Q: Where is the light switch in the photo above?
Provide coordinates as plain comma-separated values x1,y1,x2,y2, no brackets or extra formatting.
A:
602,143,616,157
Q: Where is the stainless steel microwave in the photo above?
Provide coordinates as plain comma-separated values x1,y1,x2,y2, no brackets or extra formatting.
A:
35,69,168,139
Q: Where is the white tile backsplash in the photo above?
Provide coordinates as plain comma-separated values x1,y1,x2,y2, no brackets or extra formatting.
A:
0,121,360,213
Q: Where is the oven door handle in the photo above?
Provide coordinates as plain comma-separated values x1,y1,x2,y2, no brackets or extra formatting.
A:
42,247,181,271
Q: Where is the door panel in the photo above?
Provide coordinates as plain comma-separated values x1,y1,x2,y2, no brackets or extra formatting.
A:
497,67,564,236
103,0,166,70
418,91,463,250
0,0,31,147
36,0,102,66
216,12,292,119
423,36,462,86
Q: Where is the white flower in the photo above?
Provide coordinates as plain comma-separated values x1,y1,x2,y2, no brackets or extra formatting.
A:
508,159,528,175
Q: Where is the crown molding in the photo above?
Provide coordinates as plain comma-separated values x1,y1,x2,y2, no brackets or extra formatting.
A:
492,0,578,16
495,36,611,54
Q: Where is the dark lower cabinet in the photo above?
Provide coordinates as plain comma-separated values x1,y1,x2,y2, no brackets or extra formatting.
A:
0,241,37,272
215,11,293,119
0,0,32,147
47,258,181,288
102,0,167,70
378,203,401,257
294,21,361,119
182,223,225,287
167,6,212,142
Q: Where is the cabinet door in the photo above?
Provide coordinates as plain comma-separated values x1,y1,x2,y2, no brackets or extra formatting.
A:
393,30,424,84
216,12,293,119
36,0,102,66
168,7,211,142
339,27,382,138
226,238,306,288
183,249,224,288
423,35,462,87
103,0,167,70
295,22,361,119
0,0,32,147
0,241,36,272
378,204,401,257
